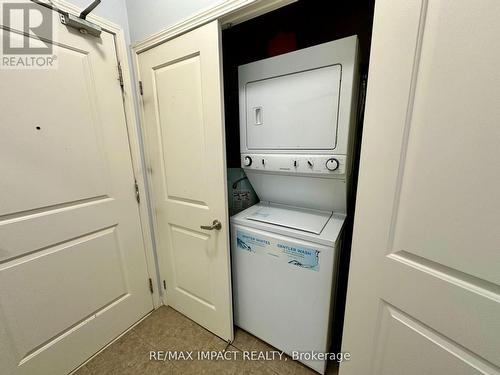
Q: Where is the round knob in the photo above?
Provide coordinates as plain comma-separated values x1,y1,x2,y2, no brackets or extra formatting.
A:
325,158,339,171
243,156,252,167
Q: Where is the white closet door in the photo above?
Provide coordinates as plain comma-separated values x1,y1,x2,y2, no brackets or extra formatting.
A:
138,20,233,341
341,1,500,374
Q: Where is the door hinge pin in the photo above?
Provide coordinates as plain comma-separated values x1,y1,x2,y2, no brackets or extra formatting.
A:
163,280,167,290
139,81,143,95
117,62,124,89
149,278,153,294
134,179,140,204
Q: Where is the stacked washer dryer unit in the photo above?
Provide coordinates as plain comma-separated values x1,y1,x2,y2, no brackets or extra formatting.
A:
230,36,359,374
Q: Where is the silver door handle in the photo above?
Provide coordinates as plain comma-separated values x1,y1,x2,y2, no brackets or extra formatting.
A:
200,220,222,230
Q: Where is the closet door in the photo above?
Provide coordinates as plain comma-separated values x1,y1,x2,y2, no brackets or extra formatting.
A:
138,20,233,341
341,1,500,374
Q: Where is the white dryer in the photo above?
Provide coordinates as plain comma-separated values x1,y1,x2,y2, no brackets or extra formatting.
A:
230,36,359,374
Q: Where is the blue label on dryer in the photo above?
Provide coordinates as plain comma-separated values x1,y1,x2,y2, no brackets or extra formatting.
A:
236,229,319,271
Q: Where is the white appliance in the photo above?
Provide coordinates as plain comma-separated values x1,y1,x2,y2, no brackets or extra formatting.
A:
230,36,359,374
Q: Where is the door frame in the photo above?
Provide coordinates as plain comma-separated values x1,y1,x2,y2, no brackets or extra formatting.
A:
132,0,297,54
50,0,161,308
132,0,295,306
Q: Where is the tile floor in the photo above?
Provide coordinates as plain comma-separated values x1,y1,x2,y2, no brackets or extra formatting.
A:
74,306,339,375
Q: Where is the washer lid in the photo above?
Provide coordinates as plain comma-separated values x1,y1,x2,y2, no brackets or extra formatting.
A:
246,204,332,234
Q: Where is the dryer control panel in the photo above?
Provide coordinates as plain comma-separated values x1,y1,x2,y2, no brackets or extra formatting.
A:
241,154,346,176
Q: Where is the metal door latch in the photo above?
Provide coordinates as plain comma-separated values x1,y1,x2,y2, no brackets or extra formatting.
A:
134,180,140,204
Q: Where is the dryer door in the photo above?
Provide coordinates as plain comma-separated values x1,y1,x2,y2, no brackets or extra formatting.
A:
245,64,341,150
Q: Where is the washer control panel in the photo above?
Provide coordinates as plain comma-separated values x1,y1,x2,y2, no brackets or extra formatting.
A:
241,154,346,175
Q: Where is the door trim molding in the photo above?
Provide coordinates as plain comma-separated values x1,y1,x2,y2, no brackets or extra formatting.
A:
132,0,296,54
52,0,161,309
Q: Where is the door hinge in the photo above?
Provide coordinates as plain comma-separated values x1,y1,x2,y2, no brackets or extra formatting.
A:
134,179,140,204
139,81,143,95
163,280,167,290
117,62,124,89
148,278,154,294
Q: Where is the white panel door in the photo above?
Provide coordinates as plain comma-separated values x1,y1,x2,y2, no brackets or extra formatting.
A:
138,20,233,341
341,1,500,374
0,6,153,375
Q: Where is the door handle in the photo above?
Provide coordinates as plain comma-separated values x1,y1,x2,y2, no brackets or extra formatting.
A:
200,220,222,230
254,107,263,125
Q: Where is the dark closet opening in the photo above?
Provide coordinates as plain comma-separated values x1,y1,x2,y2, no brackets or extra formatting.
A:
222,0,375,354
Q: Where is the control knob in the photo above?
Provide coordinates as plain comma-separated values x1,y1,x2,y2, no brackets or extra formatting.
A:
243,156,252,167
325,158,339,171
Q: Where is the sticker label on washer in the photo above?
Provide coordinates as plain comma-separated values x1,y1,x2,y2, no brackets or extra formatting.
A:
236,229,319,271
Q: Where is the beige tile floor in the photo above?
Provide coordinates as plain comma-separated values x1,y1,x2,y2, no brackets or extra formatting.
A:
74,306,339,375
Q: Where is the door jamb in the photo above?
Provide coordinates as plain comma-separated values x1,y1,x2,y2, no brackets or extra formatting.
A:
52,0,161,309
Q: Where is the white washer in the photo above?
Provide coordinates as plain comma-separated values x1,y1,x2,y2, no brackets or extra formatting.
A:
231,36,359,374
230,203,344,373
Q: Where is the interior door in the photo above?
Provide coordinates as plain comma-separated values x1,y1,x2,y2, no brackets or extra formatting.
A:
0,6,153,375
138,20,233,341
340,1,500,374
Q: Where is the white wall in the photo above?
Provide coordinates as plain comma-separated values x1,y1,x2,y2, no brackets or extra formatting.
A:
69,1,226,45
125,0,224,44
